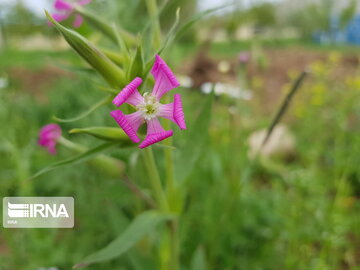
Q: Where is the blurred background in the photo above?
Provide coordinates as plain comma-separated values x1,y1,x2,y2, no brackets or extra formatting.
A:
1,0,360,269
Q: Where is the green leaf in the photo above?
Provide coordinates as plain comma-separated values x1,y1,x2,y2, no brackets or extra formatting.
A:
191,246,207,270
127,45,144,80
74,211,175,268
142,7,180,76
75,6,137,46
158,8,181,55
175,5,229,40
46,11,126,88
101,48,125,66
175,90,214,182
29,142,118,180
141,0,169,35
111,24,133,71
144,5,227,75
69,127,131,143
53,95,112,123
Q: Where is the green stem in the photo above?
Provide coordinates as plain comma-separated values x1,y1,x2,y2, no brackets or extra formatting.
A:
143,147,169,211
145,0,162,49
142,147,179,269
163,96,175,199
162,107,179,270
58,136,84,152
162,117,178,269
169,220,179,270
164,138,174,194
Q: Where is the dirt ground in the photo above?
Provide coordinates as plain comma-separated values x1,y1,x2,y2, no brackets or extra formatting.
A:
184,47,360,109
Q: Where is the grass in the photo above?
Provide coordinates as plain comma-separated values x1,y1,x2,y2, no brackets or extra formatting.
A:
170,38,360,60
0,43,360,270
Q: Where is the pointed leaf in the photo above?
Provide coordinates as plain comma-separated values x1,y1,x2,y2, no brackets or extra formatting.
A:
101,48,125,66
74,211,175,268
70,127,132,143
46,11,126,88
143,8,179,76
175,5,229,40
53,95,112,123
127,45,144,80
75,6,137,46
141,0,169,34
30,142,118,180
158,8,180,55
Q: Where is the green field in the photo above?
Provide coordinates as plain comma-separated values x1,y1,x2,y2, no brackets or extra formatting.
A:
1,0,360,268
1,41,360,269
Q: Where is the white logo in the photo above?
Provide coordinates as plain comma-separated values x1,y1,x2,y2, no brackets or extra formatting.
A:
3,197,74,228
8,202,69,218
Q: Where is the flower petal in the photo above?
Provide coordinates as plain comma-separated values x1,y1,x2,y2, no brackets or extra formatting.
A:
126,111,145,132
73,14,83,28
139,131,173,148
158,94,186,130
158,103,173,121
139,118,173,148
173,94,186,130
113,77,144,107
39,124,62,141
54,0,73,11
47,141,57,155
110,110,142,143
38,124,62,154
151,55,180,100
51,13,71,23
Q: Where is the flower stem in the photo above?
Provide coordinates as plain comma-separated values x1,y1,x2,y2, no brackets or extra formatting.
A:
143,147,169,211
164,138,175,195
161,107,179,270
143,147,179,270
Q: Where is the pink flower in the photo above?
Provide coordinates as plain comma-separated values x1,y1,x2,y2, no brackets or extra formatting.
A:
38,124,62,155
50,0,91,28
238,51,251,64
111,55,186,149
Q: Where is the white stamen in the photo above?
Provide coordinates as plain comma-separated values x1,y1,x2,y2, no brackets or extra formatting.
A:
136,93,160,120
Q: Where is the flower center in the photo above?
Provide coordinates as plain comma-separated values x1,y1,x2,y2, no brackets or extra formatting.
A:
136,93,160,120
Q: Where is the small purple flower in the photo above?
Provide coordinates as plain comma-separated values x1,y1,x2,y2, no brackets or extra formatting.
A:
111,55,186,149
238,51,251,64
50,0,91,28
38,124,62,155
